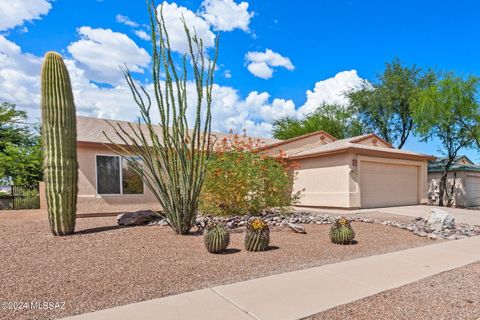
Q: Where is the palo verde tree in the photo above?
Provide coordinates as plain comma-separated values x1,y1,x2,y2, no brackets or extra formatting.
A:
412,73,479,207
105,1,218,234
272,104,364,140
348,58,435,149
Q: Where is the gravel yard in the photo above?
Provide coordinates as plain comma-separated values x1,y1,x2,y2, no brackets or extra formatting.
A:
307,262,480,320
1,210,434,320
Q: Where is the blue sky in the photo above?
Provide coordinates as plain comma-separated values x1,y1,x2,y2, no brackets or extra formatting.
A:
1,0,480,160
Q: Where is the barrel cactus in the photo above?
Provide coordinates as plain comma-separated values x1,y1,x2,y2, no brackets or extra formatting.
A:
41,51,78,236
329,217,355,245
245,217,270,252
204,222,230,253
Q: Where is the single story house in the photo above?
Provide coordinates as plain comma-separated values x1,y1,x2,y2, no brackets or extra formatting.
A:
428,156,480,207
74,116,434,214
260,131,434,209
75,116,278,214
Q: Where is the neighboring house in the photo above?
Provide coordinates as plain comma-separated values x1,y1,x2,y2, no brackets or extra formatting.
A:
75,116,434,214
428,156,480,207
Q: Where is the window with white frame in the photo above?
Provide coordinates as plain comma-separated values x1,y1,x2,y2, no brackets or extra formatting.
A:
96,155,144,195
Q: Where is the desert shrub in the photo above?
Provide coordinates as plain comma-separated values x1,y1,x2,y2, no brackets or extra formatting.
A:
199,133,301,216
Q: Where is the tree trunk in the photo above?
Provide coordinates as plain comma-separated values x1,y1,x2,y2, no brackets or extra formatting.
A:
438,171,448,207
439,157,456,207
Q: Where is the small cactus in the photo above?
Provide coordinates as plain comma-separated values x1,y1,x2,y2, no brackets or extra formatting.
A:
329,218,355,245
204,222,230,253
245,217,270,252
41,51,78,236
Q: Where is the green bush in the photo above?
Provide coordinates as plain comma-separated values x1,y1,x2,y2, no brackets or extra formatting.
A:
199,134,301,216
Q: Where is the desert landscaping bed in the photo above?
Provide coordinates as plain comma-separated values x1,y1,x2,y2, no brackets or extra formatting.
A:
1,210,435,320
306,262,480,320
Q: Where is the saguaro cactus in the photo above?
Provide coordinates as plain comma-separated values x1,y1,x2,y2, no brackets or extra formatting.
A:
41,51,78,236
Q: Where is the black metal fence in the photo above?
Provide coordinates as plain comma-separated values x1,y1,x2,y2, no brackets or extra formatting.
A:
0,184,40,210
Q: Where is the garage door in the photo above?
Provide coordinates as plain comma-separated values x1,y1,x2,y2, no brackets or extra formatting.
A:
360,161,419,208
465,175,480,207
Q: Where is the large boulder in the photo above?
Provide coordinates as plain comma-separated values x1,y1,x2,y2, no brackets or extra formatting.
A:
117,210,160,226
426,208,455,231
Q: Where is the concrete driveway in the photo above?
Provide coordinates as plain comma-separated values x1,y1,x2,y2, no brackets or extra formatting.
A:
298,205,480,226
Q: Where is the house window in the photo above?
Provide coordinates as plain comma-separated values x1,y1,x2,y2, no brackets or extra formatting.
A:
122,158,144,194
96,155,144,195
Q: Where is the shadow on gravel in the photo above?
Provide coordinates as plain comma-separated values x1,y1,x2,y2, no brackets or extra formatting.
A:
75,225,130,235
221,248,242,254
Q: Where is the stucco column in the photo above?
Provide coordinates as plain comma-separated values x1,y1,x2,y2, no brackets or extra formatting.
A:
39,181,47,209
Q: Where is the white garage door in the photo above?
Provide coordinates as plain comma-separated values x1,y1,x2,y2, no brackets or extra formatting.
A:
465,175,480,207
360,161,419,208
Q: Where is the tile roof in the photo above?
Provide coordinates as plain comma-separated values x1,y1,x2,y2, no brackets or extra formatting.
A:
76,116,280,147
76,116,433,160
428,155,480,172
283,133,434,160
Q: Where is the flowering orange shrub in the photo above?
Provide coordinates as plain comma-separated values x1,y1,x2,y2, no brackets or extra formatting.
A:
199,131,302,216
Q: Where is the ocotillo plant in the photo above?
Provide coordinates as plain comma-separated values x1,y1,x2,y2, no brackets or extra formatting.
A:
41,51,78,236
105,1,218,234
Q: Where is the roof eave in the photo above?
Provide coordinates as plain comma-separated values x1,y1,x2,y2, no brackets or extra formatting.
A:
288,146,435,161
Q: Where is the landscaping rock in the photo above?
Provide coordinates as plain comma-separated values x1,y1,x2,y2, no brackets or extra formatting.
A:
426,209,455,231
413,230,428,237
282,222,307,234
145,207,479,241
117,210,159,226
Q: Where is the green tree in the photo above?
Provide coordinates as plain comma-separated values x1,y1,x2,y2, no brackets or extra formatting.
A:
0,102,31,152
348,58,435,148
272,104,364,140
412,73,479,206
0,103,43,185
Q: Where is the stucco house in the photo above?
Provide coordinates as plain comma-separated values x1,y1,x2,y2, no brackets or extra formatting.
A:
428,156,480,207
75,116,434,214
260,130,434,209
75,116,278,214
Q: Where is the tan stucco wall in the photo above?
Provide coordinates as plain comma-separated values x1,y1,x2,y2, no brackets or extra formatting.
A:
76,143,162,214
39,181,47,209
428,171,468,207
75,142,430,212
292,153,352,208
293,152,429,209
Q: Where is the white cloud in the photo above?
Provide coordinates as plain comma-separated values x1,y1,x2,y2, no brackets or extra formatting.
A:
67,27,150,84
115,14,139,28
247,62,272,79
297,70,365,116
203,86,296,137
0,0,51,31
134,30,151,41
224,69,232,79
200,0,253,32
0,35,143,122
63,59,142,121
0,33,366,138
0,35,42,119
245,49,294,79
159,1,216,54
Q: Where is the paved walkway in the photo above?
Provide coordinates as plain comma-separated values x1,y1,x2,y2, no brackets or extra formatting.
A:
64,236,480,320
300,205,480,226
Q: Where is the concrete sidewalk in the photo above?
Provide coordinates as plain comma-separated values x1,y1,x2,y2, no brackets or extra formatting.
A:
300,205,480,226
64,236,480,320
